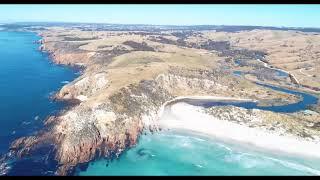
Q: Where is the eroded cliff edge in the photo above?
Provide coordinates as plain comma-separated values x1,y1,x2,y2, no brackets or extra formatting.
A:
7,28,320,175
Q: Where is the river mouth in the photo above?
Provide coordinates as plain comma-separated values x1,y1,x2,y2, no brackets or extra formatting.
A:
79,83,320,176
1,30,320,176
76,62,320,176
180,82,318,113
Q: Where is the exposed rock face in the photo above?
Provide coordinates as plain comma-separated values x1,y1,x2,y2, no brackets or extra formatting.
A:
7,28,319,176
9,77,174,175
56,72,109,101
289,73,300,85
8,60,235,175
156,72,229,95
39,40,92,66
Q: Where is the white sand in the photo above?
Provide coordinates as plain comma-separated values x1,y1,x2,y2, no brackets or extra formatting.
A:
158,100,320,159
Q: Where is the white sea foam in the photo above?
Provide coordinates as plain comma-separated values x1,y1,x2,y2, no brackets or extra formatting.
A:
61,80,70,84
265,156,320,175
21,121,31,126
0,162,10,176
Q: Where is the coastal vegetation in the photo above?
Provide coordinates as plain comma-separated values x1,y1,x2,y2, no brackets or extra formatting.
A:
1,23,320,175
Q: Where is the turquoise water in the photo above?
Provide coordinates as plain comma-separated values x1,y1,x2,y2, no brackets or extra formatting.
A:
79,131,320,176
1,30,320,176
79,78,319,176
0,31,78,175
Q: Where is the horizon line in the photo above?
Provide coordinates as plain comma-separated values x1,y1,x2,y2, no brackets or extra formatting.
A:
2,20,320,30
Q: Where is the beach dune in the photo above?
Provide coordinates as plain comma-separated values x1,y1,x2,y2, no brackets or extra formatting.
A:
158,99,320,160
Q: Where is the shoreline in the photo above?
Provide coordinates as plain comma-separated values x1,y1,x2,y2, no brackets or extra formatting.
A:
157,100,320,160
35,32,84,104
6,28,320,175
162,128,320,164
0,31,81,176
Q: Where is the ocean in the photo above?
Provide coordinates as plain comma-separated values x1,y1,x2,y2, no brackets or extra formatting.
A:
0,31,77,172
1,31,320,176
79,131,320,176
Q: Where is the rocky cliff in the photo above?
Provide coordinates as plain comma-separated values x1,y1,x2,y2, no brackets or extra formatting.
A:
7,28,314,175
8,62,237,175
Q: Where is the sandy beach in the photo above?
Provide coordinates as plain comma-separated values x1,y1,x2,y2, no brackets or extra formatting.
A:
157,98,320,159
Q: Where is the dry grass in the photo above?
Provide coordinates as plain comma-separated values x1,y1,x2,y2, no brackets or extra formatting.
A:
42,27,316,106
197,30,320,88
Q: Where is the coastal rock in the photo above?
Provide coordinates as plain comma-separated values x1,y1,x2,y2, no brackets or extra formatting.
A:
10,66,233,175
9,64,307,175
289,73,300,85
55,72,109,101
7,28,320,176
9,78,174,175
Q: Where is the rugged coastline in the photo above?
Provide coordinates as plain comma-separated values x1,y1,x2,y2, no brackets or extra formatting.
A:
5,27,320,175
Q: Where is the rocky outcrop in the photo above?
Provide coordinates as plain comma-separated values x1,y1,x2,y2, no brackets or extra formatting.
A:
55,72,109,102
9,51,306,174
8,61,236,175
7,29,316,176
9,78,174,175
37,34,93,66
289,73,300,85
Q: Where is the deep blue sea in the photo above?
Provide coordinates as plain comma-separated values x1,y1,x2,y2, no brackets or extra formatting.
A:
0,31,78,155
1,31,320,176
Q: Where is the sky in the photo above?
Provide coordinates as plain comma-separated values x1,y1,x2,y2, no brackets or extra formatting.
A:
0,4,320,28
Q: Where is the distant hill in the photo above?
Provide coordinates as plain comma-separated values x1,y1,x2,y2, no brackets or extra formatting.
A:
1,22,320,34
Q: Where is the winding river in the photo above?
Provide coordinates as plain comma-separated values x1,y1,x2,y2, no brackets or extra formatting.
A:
0,31,319,175
79,72,320,175
181,82,318,113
